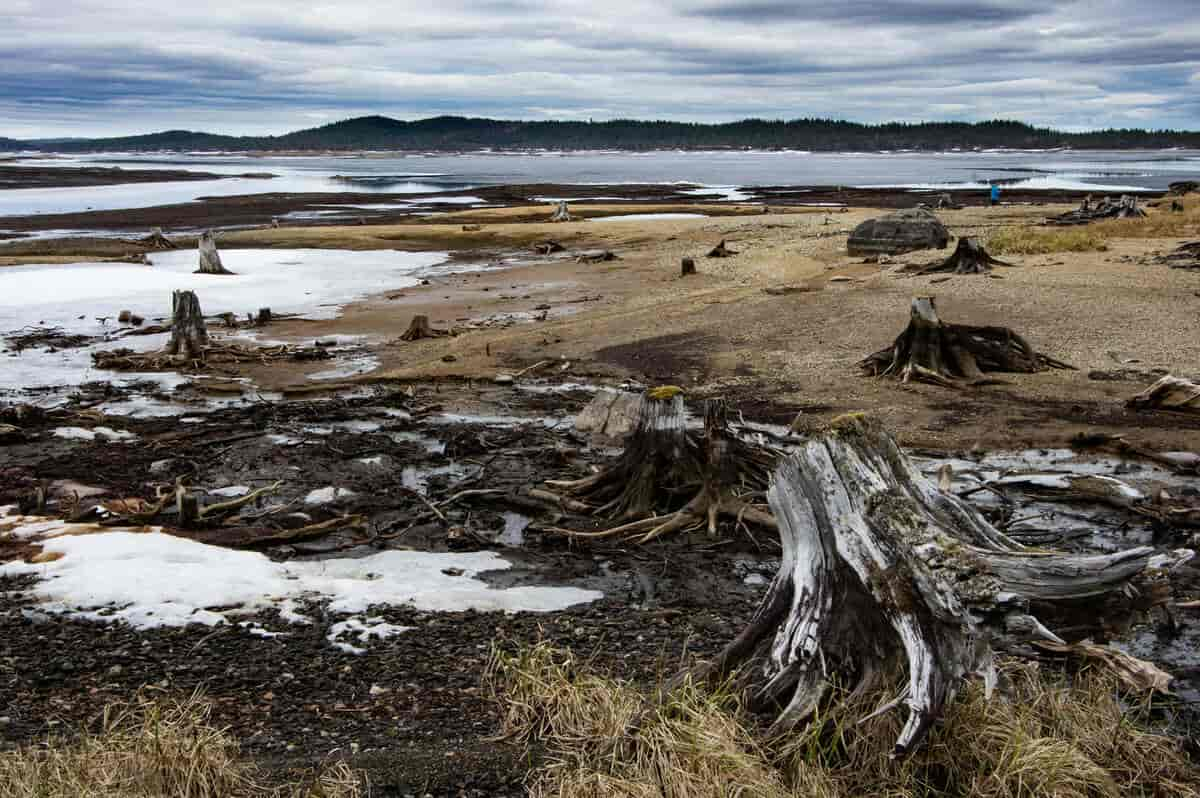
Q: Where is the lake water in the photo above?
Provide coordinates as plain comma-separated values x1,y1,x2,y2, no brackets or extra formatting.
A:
1,148,1197,217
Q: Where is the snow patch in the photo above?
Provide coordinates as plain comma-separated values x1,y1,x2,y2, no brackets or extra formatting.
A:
0,529,602,640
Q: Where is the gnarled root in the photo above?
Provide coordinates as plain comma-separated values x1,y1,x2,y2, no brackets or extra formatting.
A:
860,296,1073,386
909,237,1012,275
692,415,1161,756
546,391,777,541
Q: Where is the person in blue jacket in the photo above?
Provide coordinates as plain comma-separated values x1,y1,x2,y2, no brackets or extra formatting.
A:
990,183,1001,207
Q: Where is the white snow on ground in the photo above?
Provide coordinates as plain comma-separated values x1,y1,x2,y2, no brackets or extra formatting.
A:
0,528,602,645
0,248,447,398
52,426,137,442
327,617,414,655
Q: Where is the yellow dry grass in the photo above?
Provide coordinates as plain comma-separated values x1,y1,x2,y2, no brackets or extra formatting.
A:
488,642,1200,798
986,226,1108,255
0,691,365,798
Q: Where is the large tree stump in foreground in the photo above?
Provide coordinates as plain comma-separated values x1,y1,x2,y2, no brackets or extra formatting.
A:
547,390,776,541
860,297,1072,387
911,237,1012,275
701,416,1157,756
164,290,208,360
196,231,233,275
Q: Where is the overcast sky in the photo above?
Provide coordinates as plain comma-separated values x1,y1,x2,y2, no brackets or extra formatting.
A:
2,0,1198,138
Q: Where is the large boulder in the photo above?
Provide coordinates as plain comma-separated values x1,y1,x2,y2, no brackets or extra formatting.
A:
847,207,950,256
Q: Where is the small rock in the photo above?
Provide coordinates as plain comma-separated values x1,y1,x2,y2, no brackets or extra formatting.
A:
369,684,390,696
493,374,514,385
441,354,457,362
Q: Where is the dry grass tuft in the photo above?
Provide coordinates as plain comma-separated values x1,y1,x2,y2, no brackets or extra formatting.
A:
0,691,365,798
489,643,1200,798
986,226,1109,255
486,642,825,798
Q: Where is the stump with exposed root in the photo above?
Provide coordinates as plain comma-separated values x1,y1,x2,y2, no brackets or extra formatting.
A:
693,416,1161,756
196,231,233,275
164,290,208,361
399,314,449,342
707,239,737,258
546,390,777,542
860,297,1072,387
910,237,1012,275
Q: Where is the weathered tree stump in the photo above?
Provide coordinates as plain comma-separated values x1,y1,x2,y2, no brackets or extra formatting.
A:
1127,375,1200,413
546,390,776,541
860,297,1072,387
550,201,572,222
139,228,176,250
681,257,696,276
196,231,233,275
911,237,1012,275
707,239,737,258
1047,194,1147,226
399,314,447,342
935,192,962,210
164,290,208,360
696,416,1159,756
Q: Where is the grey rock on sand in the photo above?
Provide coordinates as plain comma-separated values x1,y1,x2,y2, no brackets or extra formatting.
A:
847,207,950,256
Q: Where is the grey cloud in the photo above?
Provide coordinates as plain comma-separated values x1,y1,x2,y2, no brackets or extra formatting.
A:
0,0,1197,137
684,0,1047,25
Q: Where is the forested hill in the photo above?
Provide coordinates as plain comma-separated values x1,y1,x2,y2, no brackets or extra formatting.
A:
6,115,1200,152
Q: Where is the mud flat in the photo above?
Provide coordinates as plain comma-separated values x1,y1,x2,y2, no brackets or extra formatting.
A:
0,163,275,190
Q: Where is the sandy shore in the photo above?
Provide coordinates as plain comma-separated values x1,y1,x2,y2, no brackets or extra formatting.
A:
167,201,1196,453
5,196,1198,451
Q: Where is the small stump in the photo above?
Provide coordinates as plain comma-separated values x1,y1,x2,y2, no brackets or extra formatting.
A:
400,315,448,342
165,290,208,361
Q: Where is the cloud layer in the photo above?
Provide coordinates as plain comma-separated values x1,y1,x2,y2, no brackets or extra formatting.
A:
2,0,1198,137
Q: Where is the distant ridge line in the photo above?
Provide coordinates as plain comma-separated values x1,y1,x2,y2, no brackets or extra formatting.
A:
3,115,1199,152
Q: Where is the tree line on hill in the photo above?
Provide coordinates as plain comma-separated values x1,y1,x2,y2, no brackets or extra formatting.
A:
3,115,1199,153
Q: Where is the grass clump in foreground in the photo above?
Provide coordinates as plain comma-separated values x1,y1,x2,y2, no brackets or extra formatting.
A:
986,226,1109,255
0,691,364,798
487,642,1200,798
